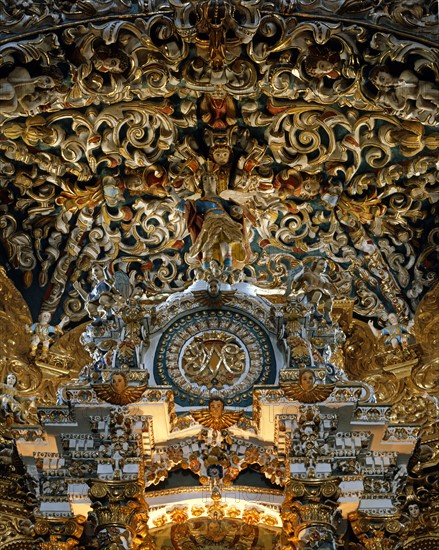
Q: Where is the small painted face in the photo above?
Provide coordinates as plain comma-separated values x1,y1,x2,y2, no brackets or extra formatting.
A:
408,504,420,518
94,57,124,73
208,280,220,297
300,370,315,391
302,178,321,196
212,148,231,166
314,259,327,274
209,399,224,418
111,374,126,394
388,313,398,325
38,76,55,88
6,373,17,387
39,311,51,324
315,59,333,75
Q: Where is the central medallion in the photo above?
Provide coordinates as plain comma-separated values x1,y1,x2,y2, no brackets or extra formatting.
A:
154,309,275,405
182,331,246,389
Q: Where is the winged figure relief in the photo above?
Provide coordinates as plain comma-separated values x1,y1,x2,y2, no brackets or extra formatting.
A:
282,369,335,403
192,284,236,307
93,372,148,405
191,398,242,431
0,267,87,404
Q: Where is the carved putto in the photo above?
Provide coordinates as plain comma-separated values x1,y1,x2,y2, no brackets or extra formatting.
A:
25,311,66,359
0,372,37,425
191,398,243,431
93,371,148,405
281,369,335,403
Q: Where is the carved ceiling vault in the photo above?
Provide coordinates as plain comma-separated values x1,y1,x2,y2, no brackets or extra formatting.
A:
0,1,438,549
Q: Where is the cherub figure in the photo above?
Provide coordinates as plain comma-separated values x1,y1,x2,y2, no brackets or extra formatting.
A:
205,259,228,283
282,369,335,403
25,311,65,359
0,373,36,424
368,313,413,348
370,66,439,123
191,398,242,431
73,264,112,319
93,371,148,406
297,258,336,323
0,67,58,119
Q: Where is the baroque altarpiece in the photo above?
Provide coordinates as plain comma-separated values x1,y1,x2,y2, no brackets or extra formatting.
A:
0,1,438,548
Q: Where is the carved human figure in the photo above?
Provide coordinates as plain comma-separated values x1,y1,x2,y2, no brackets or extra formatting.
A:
298,258,336,323
193,267,205,281
303,46,341,80
74,45,131,98
370,66,439,122
200,92,237,128
0,67,57,118
174,171,247,269
368,313,411,348
205,259,224,281
0,373,35,424
25,311,64,358
73,264,111,318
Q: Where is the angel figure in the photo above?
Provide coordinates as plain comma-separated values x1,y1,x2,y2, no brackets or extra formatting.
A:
282,369,335,403
73,263,112,319
93,372,148,405
368,313,413,348
25,311,66,359
369,65,439,123
191,398,242,431
0,372,37,424
0,67,58,119
297,258,336,323
191,280,236,308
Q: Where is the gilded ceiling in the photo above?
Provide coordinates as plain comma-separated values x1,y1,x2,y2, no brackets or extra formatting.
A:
0,4,438,549
0,0,437,331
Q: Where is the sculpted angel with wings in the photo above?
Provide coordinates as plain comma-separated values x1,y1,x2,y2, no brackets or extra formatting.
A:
191,398,242,431
93,372,148,405
282,369,334,403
